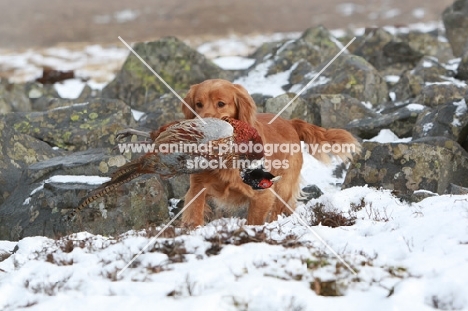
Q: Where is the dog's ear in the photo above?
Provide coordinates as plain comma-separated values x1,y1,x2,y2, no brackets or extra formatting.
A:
233,84,257,125
181,84,198,119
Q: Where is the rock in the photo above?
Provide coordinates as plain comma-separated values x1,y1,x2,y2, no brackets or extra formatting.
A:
412,98,468,145
135,92,186,130
301,26,343,55
288,60,315,86
164,175,190,200
353,28,423,75
337,31,361,54
408,190,438,203
0,123,66,206
0,149,170,240
414,83,468,108
238,26,344,93
346,103,427,139
300,185,324,202
76,84,100,102
26,82,61,111
265,26,342,76
290,94,377,128
0,97,12,114
378,41,423,70
343,138,468,198
1,98,135,151
397,31,455,64
389,57,452,103
250,93,273,112
36,98,80,110
293,54,388,106
137,111,183,133
389,70,425,102
457,47,468,80
143,90,187,114
0,80,72,113
249,41,284,63
353,28,395,66
442,0,468,57
0,80,31,112
332,163,349,180
446,183,468,194
412,56,453,83
415,135,468,149
102,37,230,111
264,93,307,120
239,27,387,103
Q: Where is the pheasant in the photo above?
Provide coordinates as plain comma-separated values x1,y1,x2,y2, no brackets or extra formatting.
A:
67,117,279,220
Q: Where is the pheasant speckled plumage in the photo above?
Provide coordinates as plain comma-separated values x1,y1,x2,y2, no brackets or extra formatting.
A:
67,117,271,221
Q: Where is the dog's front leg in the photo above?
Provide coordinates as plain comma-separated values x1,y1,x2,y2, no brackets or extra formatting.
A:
181,175,207,227
246,190,276,225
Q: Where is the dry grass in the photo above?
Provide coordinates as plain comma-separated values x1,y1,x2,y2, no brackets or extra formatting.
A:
309,202,357,228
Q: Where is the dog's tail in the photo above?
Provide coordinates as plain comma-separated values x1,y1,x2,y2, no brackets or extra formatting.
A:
290,119,361,164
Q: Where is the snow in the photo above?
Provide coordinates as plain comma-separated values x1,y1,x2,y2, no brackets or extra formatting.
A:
2,187,468,310
452,98,467,127
131,109,146,121
405,103,426,111
0,45,128,85
382,21,443,36
422,60,434,68
233,60,297,97
385,75,400,83
330,29,347,38
443,58,461,71
423,122,433,133
2,21,468,310
360,101,373,110
0,241,17,255
364,129,411,143
300,150,345,193
195,32,300,59
454,98,467,116
54,79,86,99
426,76,467,88
289,75,331,94
46,175,111,185
22,175,110,205
211,56,255,70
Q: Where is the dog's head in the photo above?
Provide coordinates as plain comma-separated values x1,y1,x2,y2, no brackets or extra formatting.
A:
182,79,257,125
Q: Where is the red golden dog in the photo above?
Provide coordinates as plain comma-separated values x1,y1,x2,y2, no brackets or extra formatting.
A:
180,79,360,227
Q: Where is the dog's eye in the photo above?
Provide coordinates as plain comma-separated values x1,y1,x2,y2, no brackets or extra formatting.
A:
217,101,226,108
196,102,203,108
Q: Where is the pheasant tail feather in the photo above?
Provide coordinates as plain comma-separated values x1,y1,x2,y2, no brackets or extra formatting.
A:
67,157,157,221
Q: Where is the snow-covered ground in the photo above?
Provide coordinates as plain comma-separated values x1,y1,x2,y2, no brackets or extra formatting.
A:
1,161,468,310
1,21,468,310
